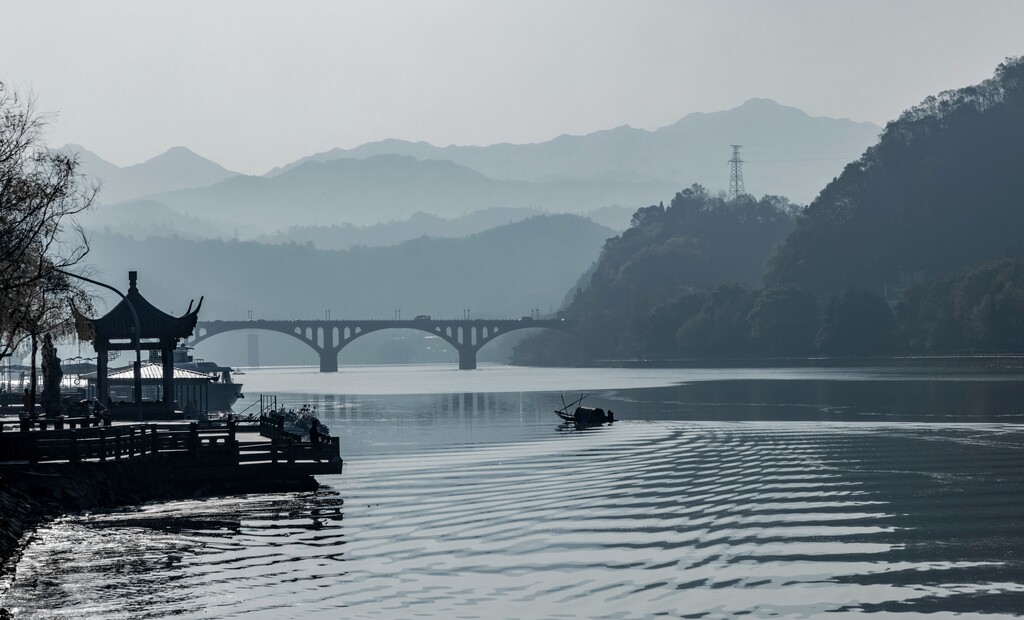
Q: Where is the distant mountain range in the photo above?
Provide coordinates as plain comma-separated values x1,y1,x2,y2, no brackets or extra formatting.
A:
80,201,634,249
264,99,880,203
258,206,633,250
63,144,239,204
68,98,880,234
146,154,675,229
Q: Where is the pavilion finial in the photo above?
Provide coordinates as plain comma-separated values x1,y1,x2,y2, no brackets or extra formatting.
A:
129,270,138,292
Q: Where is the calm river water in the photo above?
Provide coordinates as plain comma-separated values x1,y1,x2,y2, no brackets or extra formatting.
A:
4,362,1024,618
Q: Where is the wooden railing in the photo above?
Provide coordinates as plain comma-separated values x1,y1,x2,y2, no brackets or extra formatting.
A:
0,419,341,472
0,415,109,433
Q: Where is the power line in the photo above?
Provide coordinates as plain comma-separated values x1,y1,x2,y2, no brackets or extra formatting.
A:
744,155,864,163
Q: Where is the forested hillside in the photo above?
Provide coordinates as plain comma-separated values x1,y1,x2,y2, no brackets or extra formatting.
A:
513,58,1024,365
766,57,1024,293
512,187,799,363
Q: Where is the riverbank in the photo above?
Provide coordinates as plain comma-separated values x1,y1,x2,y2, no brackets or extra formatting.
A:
0,444,327,610
591,353,1024,370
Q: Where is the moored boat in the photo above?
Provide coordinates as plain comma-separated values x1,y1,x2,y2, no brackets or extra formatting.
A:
554,394,615,426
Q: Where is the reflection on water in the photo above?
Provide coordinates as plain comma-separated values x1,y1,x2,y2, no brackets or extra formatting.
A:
4,365,1024,618
8,423,1024,618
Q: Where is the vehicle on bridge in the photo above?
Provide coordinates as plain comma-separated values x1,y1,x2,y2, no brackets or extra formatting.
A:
414,315,431,321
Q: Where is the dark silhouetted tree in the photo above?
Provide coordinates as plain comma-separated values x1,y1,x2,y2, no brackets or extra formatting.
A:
0,83,96,392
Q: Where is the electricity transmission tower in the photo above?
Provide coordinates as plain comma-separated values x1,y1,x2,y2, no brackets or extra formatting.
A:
728,145,744,200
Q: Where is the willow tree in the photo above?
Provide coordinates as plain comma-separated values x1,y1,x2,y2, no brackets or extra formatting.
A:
0,82,97,397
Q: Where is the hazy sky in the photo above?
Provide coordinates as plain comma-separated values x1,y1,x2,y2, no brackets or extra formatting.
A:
2,0,1021,175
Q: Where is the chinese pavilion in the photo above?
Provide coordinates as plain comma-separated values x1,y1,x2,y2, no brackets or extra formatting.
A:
73,271,203,417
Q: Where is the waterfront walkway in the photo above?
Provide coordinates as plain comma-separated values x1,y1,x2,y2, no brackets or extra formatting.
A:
0,416,341,476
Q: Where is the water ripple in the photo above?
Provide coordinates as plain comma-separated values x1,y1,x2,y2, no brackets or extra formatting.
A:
5,421,1024,618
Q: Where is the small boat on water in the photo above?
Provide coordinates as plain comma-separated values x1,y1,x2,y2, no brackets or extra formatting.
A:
260,405,330,442
555,394,615,426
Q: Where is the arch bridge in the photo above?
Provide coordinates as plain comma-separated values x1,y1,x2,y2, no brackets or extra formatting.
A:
186,318,572,372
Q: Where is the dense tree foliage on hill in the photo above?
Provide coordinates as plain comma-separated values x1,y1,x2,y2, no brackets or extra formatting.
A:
897,257,1024,352
514,246,1024,366
816,288,896,355
511,186,799,363
766,57,1024,293
585,185,796,305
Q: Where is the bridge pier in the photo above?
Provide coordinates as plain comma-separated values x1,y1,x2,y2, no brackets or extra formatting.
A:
319,351,339,373
458,348,477,370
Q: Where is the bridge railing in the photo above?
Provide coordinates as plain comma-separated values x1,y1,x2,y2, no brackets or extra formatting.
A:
234,394,278,422
0,415,108,433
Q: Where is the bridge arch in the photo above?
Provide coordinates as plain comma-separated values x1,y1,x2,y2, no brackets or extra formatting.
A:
187,319,573,372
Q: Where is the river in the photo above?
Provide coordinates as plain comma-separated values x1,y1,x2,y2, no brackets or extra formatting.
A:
4,362,1024,618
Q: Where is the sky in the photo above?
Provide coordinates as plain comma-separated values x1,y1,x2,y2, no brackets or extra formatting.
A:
1,0,1022,175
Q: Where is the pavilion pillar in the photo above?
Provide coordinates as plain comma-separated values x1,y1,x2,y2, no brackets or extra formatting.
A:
96,347,109,410
161,339,176,415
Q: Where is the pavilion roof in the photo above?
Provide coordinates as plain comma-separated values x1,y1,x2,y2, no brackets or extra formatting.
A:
74,271,202,342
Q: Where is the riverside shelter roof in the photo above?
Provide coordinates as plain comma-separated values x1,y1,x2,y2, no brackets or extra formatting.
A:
74,271,202,342
80,362,216,382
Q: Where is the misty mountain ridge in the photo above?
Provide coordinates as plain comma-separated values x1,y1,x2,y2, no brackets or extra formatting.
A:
260,207,546,250
78,199,634,249
266,98,880,204
77,199,244,240
68,98,878,230
80,212,615,365
146,154,675,230
84,213,614,324
59,144,239,204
